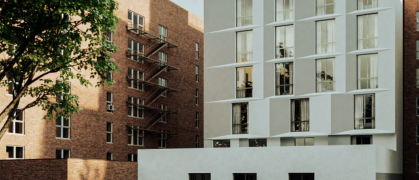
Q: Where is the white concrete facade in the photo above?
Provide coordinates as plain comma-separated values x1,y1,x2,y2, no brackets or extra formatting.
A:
138,0,403,179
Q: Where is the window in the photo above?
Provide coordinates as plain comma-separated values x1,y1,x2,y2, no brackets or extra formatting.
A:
417,154,419,173
316,58,335,92
128,68,144,90
128,10,144,33
417,68,419,88
232,103,249,134
294,138,314,146
106,91,113,113
56,149,70,159
236,0,253,27
128,154,138,162
196,43,199,60
60,13,71,33
196,66,199,82
6,146,24,159
159,133,167,148
196,89,199,105
107,122,113,143
417,97,419,116
189,174,211,180
236,66,253,98
196,135,199,148
351,135,372,145
107,152,113,160
358,54,378,89
249,139,267,147
358,0,378,10
8,109,24,135
159,25,168,42
276,25,294,58
291,99,310,132
213,140,230,148
56,80,71,102
275,62,293,95
107,72,113,80
56,116,70,139
417,12,419,31
289,173,314,180
158,52,168,71
316,0,334,15
276,0,293,21
237,31,253,63
106,32,113,43
417,126,419,144
354,94,375,129
233,173,257,180
128,97,144,118
159,78,168,97
196,112,199,128
7,75,24,95
358,14,378,50
316,19,335,54
159,103,167,122
417,40,419,59
128,39,144,63
128,129,144,146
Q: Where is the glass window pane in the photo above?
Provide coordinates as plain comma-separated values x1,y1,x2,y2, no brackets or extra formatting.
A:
305,138,314,146
295,138,305,146
6,147,14,158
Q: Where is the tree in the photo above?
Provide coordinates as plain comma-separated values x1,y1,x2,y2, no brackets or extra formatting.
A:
0,0,119,140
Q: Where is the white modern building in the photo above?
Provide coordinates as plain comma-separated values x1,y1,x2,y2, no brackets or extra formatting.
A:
138,0,403,179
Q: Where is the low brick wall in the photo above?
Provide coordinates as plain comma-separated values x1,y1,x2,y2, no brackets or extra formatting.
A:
0,158,137,180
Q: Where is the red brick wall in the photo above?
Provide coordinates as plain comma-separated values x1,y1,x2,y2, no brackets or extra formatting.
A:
404,0,419,179
0,0,203,162
0,158,137,180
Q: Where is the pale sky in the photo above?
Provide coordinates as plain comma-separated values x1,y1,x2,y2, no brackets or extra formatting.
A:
170,0,204,19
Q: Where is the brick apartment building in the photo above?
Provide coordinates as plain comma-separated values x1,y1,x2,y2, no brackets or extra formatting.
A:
0,0,203,162
404,0,419,179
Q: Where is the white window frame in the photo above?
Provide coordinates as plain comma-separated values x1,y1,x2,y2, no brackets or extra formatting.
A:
196,66,199,82
232,103,249,134
128,39,144,63
158,77,168,97
358,54,378,89
275,62,294,95
128,153,138,162
107,91,113,113
236,66,253,98
128,129,144,146
7,76,24,96
107,122,113,143
106,32,113,43
316,58,335,92
316,0,335,16
56,149,70,159
56,116,70,139
159,25,168,42
275,25,294,59
236,31,253,63
196,112,199,128
357,14,378,50
354,94,375,129
7,109,24,135
128,10,144,33
196,89,199,105
158,51,168,72
316,19,335,54
236,0,253,27
128,68,144,91
128,97,144,118
56,80,70,102
358,0,378,10
276,0,293,22
6,146,24,159
159,133,167,148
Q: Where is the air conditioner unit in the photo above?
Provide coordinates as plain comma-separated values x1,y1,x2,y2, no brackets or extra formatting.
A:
107,104,114,111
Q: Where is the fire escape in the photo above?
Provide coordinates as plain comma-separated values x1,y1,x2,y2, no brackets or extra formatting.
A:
125,23,179,135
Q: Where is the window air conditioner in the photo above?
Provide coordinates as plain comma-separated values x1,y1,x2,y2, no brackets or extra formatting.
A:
107,104,114,111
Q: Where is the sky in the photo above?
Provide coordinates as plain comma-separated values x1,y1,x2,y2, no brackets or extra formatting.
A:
170,0,204,19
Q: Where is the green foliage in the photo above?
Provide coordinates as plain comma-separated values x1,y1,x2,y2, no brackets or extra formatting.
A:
0,0,119,120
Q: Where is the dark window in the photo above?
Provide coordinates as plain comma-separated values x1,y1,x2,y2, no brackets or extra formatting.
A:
159,133,167,148
128,96,144,118
233,173,257,180
236,66,253,98
189,173,211,180
56,149,70,159
275,62,293,95
106,91,113,113
6,146,23,159
196,89,199,105
289,173,314,180
128,68,144,90
56,116,70,139
196,135,199,148
291,99,309,132
107,122,113,143
351,135,372,145
128,129,144,146
196,43,199,60
8,109,24,134
354,94,375,129
213,140,230,148
416,97,419,116
196,112,199,128
196,66,199,82
128,153,138,162
249,139,267,147
107,152,113,160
